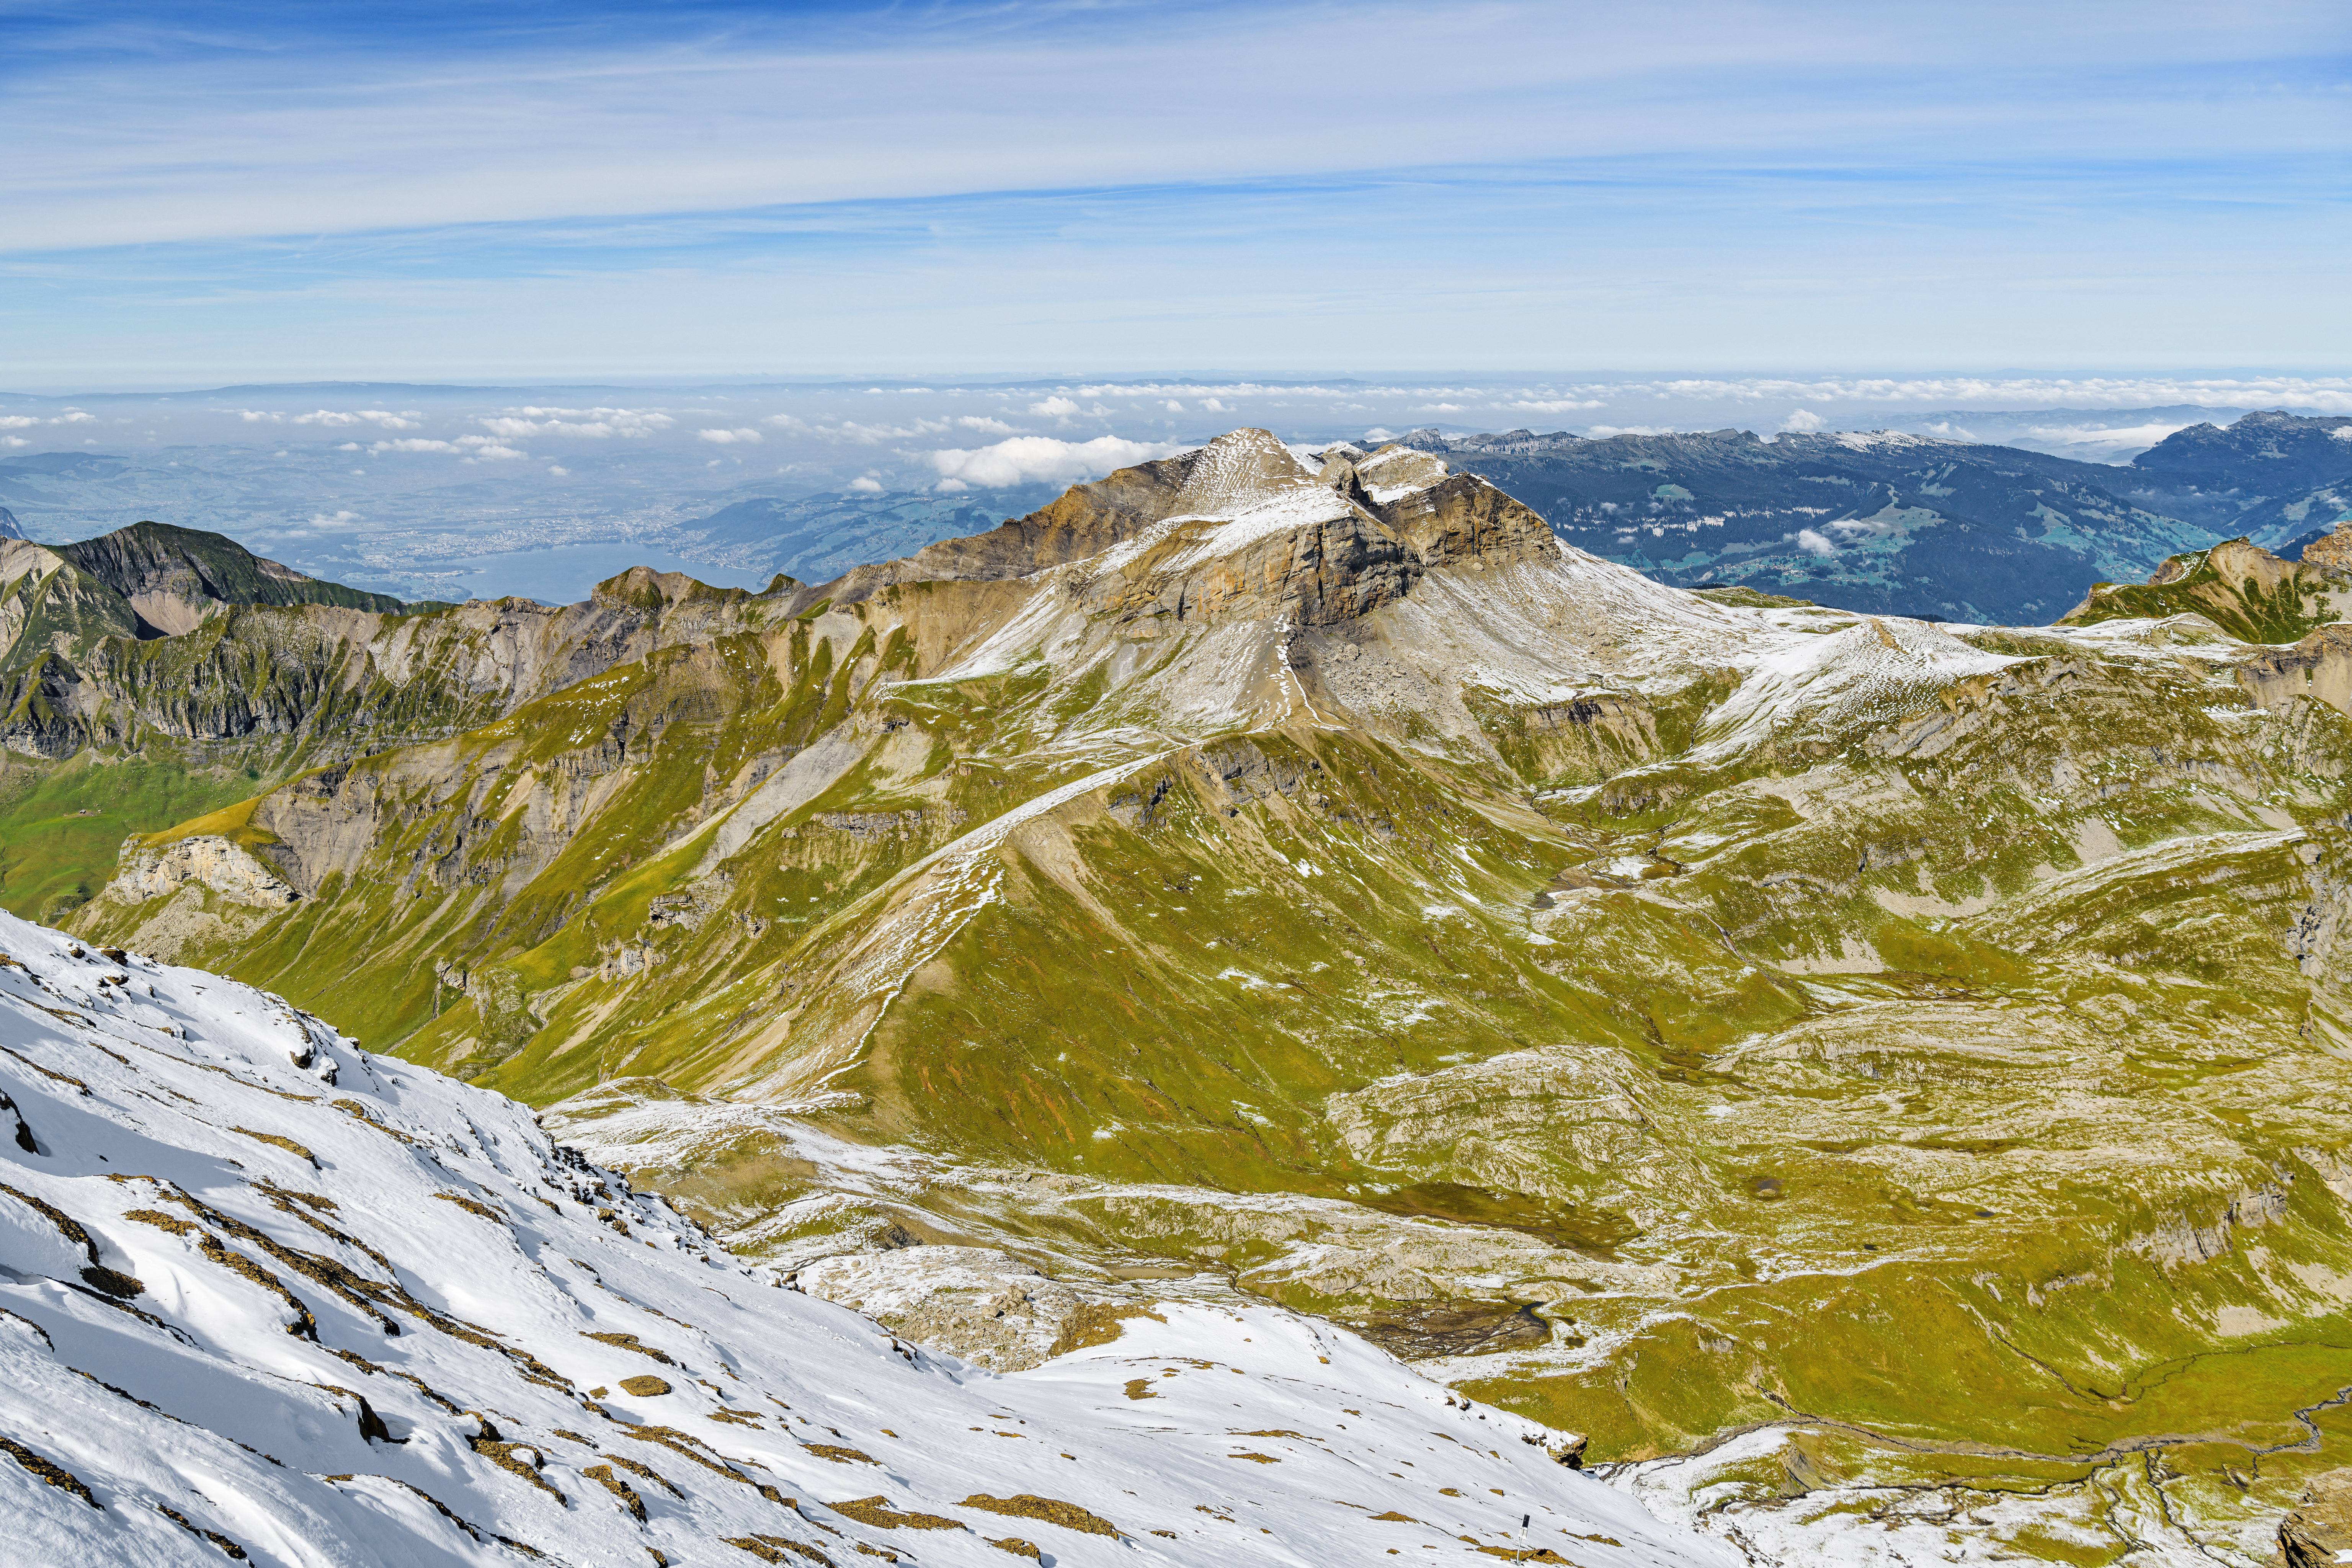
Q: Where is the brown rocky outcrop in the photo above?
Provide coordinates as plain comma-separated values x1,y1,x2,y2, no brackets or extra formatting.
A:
2236,624,2352,715
824,451,1197,604
2300,521,2352,575
2282,1469,2352,1568
825,429,1557,629
103,835,300,910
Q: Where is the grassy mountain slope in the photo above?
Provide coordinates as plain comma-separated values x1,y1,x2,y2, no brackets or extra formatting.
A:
0,548,819,924
71,431,2352,1561
0,751,257,921
59,519,413,626
2060,536,2352,643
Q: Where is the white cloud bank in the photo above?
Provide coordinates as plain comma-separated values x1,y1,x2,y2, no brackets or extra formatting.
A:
482,407,673,439
2019,420,2199,457
368,434,527,458
240,408,421,429
926,434,1183,489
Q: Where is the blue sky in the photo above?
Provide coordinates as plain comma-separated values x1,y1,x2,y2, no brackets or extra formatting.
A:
0,0,2344,384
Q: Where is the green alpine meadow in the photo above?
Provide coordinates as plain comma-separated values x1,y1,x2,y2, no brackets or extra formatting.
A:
21,428,2352,1558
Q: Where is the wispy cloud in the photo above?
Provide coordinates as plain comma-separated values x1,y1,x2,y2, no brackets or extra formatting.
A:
1,2,2336,254
240,408,420,428
0,4,2342,377
1498,399,1604,416
481,407,672,438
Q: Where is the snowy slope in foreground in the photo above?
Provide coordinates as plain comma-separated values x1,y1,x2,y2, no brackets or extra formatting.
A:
0,909,1722,1568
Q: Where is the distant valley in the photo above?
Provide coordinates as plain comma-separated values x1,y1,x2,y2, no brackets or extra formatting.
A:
1416,408,2352,624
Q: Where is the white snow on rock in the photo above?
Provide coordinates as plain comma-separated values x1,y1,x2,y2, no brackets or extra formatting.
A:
0,908,1724,1567
1353,445,1452,503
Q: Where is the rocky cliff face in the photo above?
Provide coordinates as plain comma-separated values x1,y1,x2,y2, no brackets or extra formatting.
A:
0,557,791,764
826,427,1554,620
66,429,2352,1563
59,519,411,634
104,831,299,908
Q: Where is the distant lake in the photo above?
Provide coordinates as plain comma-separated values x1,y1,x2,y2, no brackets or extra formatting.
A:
440,541,778,607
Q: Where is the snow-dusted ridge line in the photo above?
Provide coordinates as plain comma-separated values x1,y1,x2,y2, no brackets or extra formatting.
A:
0,908,1722,1567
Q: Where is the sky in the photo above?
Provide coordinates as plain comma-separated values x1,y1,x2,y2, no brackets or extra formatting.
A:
0,0,2345,384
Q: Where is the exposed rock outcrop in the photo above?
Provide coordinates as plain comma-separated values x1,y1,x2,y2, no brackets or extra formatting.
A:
792,1245,1116,1372
102,834,299,910
2282,1470,2352,1568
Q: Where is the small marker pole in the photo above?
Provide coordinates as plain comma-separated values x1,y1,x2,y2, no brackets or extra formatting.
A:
1519,1512,1530,1562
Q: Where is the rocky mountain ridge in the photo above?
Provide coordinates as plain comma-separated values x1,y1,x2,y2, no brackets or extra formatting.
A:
41,428,2352,1561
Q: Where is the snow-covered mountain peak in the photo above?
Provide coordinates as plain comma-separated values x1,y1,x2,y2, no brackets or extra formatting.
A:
1165,428,1324,518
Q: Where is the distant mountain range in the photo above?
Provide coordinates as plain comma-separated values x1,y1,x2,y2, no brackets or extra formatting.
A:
1381,410,2352,624
2130,408,2352,555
